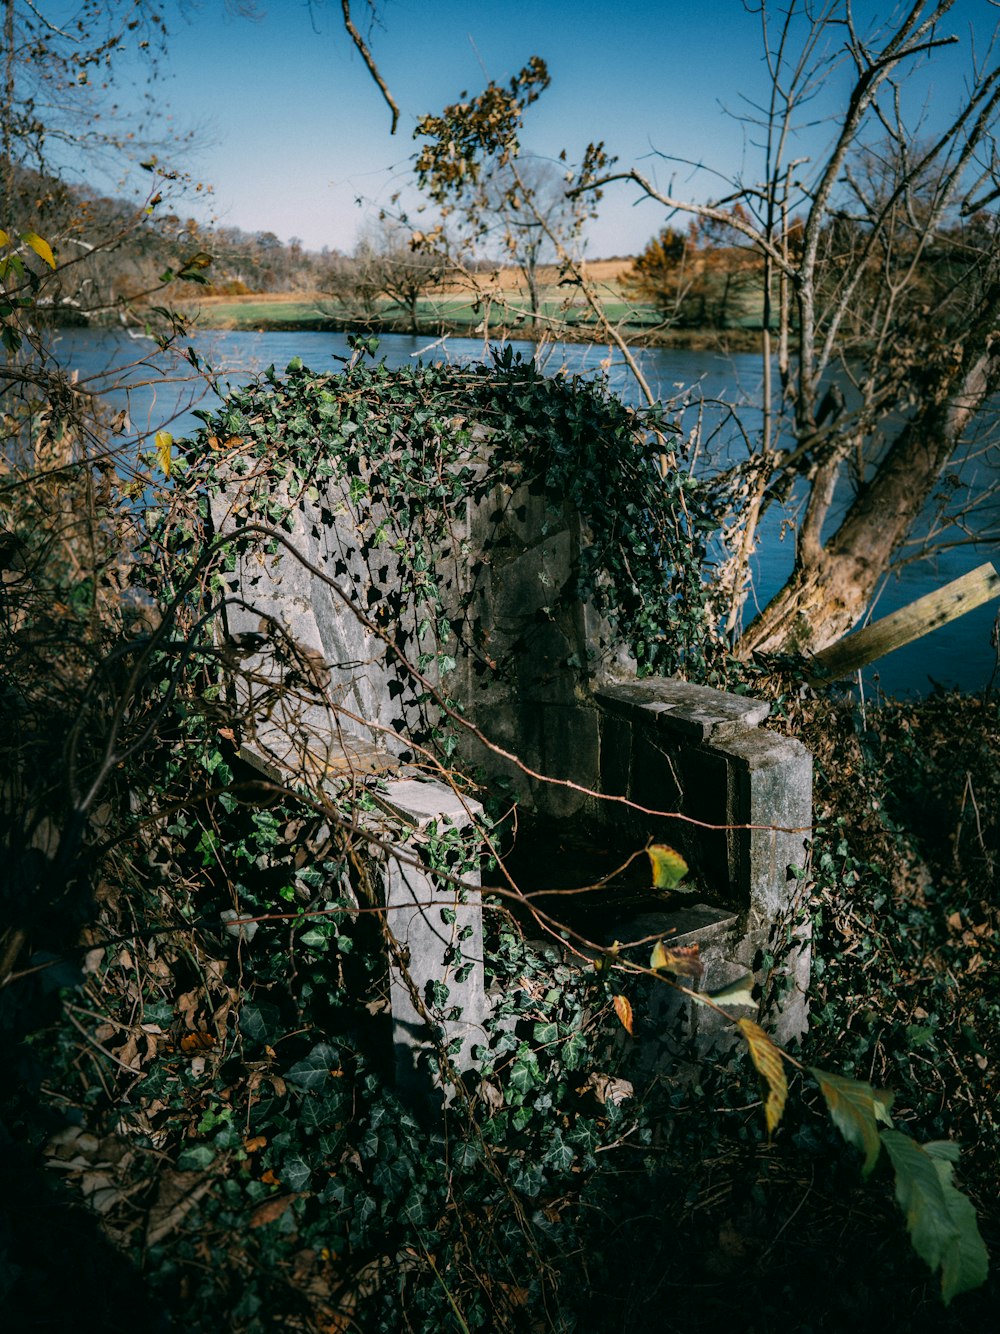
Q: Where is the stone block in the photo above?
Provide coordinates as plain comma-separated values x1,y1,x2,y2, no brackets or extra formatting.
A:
376,780,488,1105
596,678,771,741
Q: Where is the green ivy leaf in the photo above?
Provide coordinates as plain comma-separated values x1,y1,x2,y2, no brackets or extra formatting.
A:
508,1158,544,1198
285,1042,339,1091
176,1144,215,1171
299,928,329,949
373,1153,413,1196
532,1021,559,1045
562,1031,588,1071
543,1131,576,1174
282,1156,312,1192
509,1045,542,1099
239,1000,281,1046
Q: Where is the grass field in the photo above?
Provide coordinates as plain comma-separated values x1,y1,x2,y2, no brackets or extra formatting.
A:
175,260,764,348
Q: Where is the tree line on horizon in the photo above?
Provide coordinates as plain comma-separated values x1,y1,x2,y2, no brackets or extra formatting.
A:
8,156,785,336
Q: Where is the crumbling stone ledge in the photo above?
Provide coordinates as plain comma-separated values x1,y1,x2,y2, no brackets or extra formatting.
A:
593,677,813,1047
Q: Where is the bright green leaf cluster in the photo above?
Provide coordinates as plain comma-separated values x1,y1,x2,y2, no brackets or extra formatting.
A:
812,1066,988,1303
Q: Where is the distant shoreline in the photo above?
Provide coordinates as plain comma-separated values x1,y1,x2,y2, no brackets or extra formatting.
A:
177,308,765,354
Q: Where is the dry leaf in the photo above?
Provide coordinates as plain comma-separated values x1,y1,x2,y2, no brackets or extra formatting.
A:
82,947,105,975
180,1031,216,1053
576,1072,634,1107
479,1079,504,1113
114,1034,142,1071
250,1193,297,1228
500,1283,530,1307
738,1017,788,1137
649,940,703,979
145,1170,215,1248
612,993,634,1035
176,989,200,1027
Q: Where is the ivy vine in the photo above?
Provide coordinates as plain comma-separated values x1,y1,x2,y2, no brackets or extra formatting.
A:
152,342,723,709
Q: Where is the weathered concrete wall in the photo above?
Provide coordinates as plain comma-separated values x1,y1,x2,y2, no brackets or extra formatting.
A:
593,678,813,1046
210,466,625,817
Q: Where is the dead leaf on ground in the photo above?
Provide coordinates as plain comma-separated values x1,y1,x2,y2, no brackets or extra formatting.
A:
146,1169,217,1248
180,1031,216,1053
250,1192,299,1228
479,1079,504,1112
576,1072,634,1107
112,1033,142,1071
176,989,200,1028
501,1283,530,1307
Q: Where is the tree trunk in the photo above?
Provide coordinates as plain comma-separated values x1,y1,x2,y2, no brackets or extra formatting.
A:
525,264,540,325
739,322,1000,657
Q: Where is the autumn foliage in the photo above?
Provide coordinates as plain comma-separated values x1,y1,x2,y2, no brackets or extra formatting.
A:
626,208,762,329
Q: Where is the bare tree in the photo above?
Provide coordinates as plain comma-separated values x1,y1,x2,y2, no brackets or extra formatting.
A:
576,1,1000,655
414,60,660,397
478,154,579,324
324,217,447,333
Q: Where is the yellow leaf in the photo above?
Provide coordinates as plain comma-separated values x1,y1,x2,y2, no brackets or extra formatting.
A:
21,230,55,269
155,430,173,478
649,940,703,979
593,940,621,973
738,1018,787,1138
646,844,690,891
0,228,10,249
704,972,756,1009
612,993,634,1035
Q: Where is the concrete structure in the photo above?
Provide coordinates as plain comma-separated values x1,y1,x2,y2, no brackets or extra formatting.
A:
211,444,813,1098
591,678,812,1048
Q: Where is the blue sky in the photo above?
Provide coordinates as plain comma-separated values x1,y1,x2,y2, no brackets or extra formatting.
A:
96,0,998,257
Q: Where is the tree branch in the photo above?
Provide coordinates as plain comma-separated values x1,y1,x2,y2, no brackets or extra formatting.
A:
341,0,399,134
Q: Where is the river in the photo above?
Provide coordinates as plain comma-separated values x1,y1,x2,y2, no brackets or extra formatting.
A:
44,326,1000,699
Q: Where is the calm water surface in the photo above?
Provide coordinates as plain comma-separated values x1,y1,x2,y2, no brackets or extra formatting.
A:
46,327,1000,699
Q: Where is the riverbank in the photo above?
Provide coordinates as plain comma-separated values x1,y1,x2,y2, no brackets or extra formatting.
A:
172,297,764,352
169,269,766,353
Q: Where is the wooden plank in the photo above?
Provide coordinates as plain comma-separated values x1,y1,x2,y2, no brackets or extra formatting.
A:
810,562,1000,681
